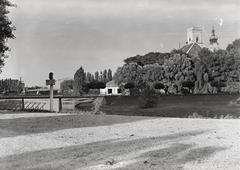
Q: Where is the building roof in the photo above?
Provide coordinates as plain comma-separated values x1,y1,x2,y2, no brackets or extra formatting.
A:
181,42,203,57
106,80,118,87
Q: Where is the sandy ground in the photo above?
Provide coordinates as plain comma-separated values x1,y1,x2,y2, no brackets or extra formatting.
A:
0,112,240,170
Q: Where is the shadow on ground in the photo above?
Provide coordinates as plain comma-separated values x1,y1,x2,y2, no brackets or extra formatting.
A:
0,114,151,138
0,130,227,170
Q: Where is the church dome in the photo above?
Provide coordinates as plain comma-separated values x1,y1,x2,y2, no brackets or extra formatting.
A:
209,26,218,44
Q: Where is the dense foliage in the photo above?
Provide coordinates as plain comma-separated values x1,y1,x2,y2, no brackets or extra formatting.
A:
139,85,159,108
114,39,240,94
85,81,106,90
0,0,16,73
124,82,134,89
60,79,74,93
72,66,113,95
154,83,164,89
0,78,22,93
124,52,171,66
74,67,86,95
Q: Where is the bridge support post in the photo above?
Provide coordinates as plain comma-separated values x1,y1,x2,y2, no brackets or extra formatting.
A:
59,98,62,112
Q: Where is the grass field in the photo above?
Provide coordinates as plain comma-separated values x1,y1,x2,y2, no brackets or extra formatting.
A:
101,93,240,118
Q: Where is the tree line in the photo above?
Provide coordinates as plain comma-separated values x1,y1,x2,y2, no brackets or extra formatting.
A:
60,68,113,94
113,39,240,94
0,78,23,93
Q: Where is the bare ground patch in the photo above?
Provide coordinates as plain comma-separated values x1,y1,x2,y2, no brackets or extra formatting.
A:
0,112,239,170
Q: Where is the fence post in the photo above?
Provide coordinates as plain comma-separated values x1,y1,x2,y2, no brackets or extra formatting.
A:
59,98,62,112
21,98,24,110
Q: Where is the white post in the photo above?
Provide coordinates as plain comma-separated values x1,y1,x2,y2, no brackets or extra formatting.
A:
47,72,55,112
50,84,53,112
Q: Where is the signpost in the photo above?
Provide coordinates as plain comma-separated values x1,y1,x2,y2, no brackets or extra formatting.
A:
46,72,55,112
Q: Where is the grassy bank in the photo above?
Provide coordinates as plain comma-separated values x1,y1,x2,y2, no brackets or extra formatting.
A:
101,93,240,118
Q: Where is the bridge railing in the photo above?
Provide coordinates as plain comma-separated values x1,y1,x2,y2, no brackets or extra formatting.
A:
0,95,99,112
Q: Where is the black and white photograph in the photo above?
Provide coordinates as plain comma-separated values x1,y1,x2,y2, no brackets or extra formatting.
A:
0,0,240,169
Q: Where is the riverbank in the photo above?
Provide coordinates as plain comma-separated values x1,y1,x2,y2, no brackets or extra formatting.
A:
0,112,239,169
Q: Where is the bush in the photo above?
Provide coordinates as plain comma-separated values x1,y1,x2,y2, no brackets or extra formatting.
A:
182,81,195,94
139,86,159,108
85,81,106,89
182,81,195,88
188,112,203,119
210,81,227,92
124,82,135,89
95,82,106,89
154,83,164,89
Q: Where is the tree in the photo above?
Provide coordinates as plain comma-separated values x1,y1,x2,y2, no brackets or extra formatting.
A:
107,69,112,82
95,82,106,89
139,85,159,108
86,72,91,82
85,81,106,90
74,67,86,95
102,69,107,83
99,71,103,82
0,0,16,73
226,38,240,51
60,79,74,92
95,71,99,81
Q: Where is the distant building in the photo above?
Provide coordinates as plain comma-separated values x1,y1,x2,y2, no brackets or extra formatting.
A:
187,27,203,44
180,26,220,57
209,26,219,51
100,80,122,95
181,27,204,57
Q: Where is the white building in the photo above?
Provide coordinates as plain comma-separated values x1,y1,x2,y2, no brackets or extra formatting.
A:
100,80,122,95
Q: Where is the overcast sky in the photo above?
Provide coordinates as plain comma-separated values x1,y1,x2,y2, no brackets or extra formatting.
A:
1,0,240,87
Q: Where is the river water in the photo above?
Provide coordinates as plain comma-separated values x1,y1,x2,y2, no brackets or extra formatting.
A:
0,98,95,112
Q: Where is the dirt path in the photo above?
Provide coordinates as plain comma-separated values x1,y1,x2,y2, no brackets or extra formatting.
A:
0,112,239,170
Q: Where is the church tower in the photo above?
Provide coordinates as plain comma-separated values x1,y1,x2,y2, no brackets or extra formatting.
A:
187,27,203,44
209,26,219,51
181,27,204,57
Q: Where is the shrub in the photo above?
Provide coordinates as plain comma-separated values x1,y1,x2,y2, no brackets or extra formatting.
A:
228,100,238,107
95,82,106,89
124,83,135,89
188,112,203,119
182,81,195,94
182,81,195,88
85,81,106,89
210,81,226,92
139,86,159,108
154,83,164,90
